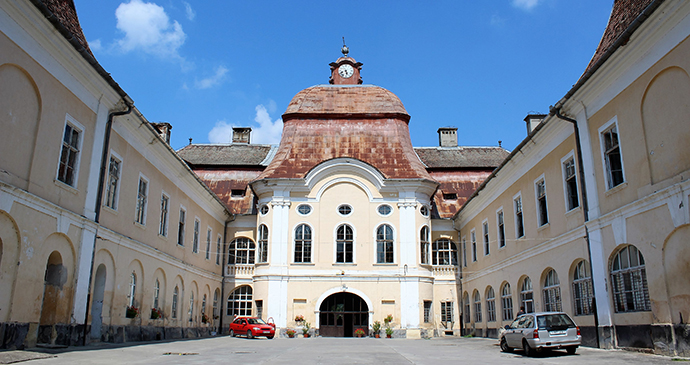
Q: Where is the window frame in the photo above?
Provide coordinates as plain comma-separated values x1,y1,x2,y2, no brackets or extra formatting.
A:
482,219,490,256
423,300,432,323
463,293,470,324
294,223,313,263
501,283,513,321
227,286,253,317
441,301,454,323
192,217,201,253
56,114,84,188
257,224,269,263
572,260,594,316
335,224,355,264
205,227,213,260
513,192,524,238
561,151,580,212
496,208,506,249
599,117,626,190
610,245,650,313
520,277,534,314
134,174,149,226
216,234,222,265
172,286,179,319
461,236,467,267
534,175,549,227
473,291,482,323
375,224,395,264
159,192,170,237
432,239,458,266
104,151,122,210
542,269,562,312
470,229,477,262
177,206,186,246
228,237,256,265
486,286,496,322
420,226,430,265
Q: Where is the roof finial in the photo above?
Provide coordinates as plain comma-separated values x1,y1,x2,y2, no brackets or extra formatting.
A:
341,37,349,58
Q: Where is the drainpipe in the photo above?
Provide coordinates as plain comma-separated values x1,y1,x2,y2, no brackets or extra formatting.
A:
82,100,134,345
549,106,600,348
219,217,231,335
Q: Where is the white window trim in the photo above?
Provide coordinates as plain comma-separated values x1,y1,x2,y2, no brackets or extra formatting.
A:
206,226,213,260
177,205,187,246
134,173,150,226
376,203,394,217
481,219,490,256
533,174,549,227
333,222,356,264
104,150,123,211
598,116,627,191
159,191,170,237
513,192,524,239
216,234,223,265
192,216,201,253
373,222,396,264
292,221,314,264
55,114,85,188
296,203,313,216
420,224,431,266
560,150,580,212
461,235,467,267
495,206,505,249
470,228,477,262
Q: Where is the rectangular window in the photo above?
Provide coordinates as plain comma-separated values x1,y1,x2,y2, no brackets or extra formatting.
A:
535,179,548,226
177,208,186,246
514,194,524,238
563,157,579,211
216,236,222,265
497,210,505,248
462,238,467,267
602,123,625,189
206,228,212,259
471,230,477,262
441,301,453,323
159,194,169,236
192,219,200,253
423,301,432,323
105,155,121,210
135,177,148,225
442,192,457,200
255,300,263,319
482,221,490,256
57,120,82,187
231,189,245,198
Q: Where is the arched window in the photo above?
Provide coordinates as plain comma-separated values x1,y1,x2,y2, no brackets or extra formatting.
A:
228,237,256,264
257,224,269,263
172,286,179,319
420,226,430,265
520,277,534,313
501,283,513,320
128,272,136,307
573,260,594,315
189,291,194,322
376,224,394,263
153,279,160,309
294,224,312,263
213,289,219,319
486,286,496,322
473,291,482,322
463,293,470,324
432,239,458,266
543,269,562,312
202,294,207,316
336,224,353,263
227,286,253,316
611,245,650,312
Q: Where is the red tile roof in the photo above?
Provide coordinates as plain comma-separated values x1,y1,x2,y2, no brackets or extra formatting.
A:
285,85,408,116
40,0,93,57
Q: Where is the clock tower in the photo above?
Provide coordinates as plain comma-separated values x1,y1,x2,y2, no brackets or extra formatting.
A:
329,44,363,85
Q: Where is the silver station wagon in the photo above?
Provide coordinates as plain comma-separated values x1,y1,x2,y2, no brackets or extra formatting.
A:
500,312,581,356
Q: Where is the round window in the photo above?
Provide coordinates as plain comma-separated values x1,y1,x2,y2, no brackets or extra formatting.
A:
297,204,312,215
338,204,352,216
377,204,392,216
260,205,269,215
420,205,429,217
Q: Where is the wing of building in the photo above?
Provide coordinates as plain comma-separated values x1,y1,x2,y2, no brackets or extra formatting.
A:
1,0,689,355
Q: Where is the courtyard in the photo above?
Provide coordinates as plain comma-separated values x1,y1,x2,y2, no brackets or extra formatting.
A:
0,336,680,365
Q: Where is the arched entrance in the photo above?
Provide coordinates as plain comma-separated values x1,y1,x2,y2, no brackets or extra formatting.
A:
90,264,106,340
319,292,368,337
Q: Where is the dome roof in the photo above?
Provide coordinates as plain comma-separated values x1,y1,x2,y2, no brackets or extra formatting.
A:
284,85,408,116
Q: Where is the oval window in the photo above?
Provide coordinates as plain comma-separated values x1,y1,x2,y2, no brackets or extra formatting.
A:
377,204,392,216
420,205,429,217
297,204,312,215
338,204,352,216
260,205,269,215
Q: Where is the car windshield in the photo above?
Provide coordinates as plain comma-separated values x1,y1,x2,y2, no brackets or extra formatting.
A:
247,318,267,325
537,314,576,330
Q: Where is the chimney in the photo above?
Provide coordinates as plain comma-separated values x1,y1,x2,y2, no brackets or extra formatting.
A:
437,127,458,147
524,114,546,135
232,127,252,144
150,122,172,144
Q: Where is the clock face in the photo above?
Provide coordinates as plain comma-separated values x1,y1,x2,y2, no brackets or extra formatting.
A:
338,64,354,78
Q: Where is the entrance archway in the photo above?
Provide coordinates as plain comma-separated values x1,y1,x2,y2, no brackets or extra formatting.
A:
319,292,368,337
90,264,106,339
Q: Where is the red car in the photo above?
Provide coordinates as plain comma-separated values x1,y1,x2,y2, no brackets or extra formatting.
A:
229,317,275,339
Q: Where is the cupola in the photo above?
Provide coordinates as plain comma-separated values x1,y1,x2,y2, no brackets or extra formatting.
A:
329,43,363,85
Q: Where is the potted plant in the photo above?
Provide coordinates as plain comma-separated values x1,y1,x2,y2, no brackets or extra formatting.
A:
302,322,310,338
201,313,209,324
385,326,394,338
372,320,381,338
354,328,366,338
150,307,162,319
126,305,139,318
384,314,393,326
294,314,304,323
286,329,296,338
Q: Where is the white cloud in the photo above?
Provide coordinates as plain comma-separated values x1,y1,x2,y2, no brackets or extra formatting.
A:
183,1,196,21
207,104,283,144
114,0,186,60
194,66,228,89
512,0,541,11
88,39,102,52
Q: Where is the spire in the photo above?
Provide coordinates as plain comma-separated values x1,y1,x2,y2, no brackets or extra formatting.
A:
341,37,349,58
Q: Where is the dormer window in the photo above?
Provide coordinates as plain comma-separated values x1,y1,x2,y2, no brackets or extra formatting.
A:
442,192,457,200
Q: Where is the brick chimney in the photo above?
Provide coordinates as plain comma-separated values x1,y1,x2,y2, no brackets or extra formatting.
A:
524,114,546,135
437,127,458,147
150,122,172,144
232,127,252,144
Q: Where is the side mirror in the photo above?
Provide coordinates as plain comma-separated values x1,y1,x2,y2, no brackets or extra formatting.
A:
504,325,511,330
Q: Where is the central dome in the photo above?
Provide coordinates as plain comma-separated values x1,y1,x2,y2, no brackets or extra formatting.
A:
285,85,408,117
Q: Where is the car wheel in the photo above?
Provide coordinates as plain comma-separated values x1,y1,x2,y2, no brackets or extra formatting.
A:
522,340,534,357
500,338,512,353
230,330,235,337
566,346,577,355
267,335,274,339
247,330,253,339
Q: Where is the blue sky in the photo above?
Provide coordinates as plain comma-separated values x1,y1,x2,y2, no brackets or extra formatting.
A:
74,0,614,152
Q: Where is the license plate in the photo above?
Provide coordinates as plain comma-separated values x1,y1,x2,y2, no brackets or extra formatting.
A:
550,330,566,336
263,330,271,333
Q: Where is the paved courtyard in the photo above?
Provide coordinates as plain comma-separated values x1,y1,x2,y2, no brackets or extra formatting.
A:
1,336,682,365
